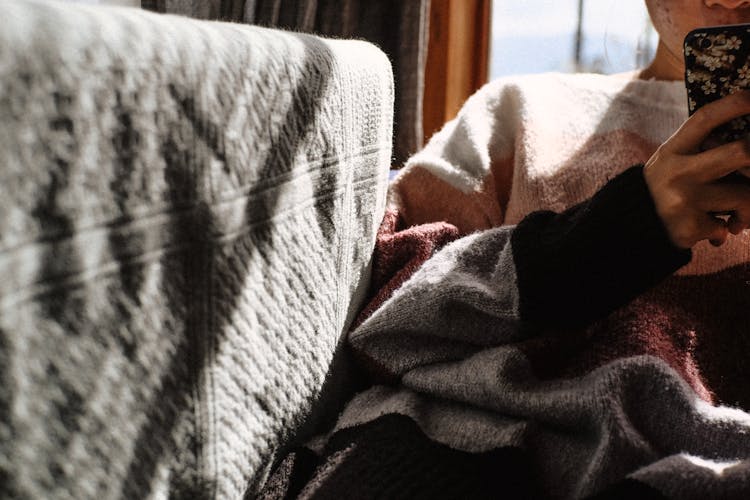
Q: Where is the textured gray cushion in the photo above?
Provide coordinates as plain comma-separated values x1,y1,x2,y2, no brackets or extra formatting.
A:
0,1,393,498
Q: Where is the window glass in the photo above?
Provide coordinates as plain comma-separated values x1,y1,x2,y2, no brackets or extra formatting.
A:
490,0,654,78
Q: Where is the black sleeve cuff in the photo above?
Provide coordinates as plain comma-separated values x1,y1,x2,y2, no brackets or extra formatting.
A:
511,165,692,329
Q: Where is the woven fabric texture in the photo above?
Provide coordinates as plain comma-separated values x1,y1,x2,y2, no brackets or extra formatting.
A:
0,1,393,498
144,0,430,167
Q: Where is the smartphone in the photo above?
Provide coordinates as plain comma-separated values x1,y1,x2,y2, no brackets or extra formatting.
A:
684,24,750,149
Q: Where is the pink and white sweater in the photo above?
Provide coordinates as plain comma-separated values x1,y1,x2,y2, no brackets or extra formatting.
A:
262,72,750,499
389,71,750,409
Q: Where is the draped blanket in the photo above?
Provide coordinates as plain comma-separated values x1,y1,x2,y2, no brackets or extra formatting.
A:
0,1,393,498
261,167,750,499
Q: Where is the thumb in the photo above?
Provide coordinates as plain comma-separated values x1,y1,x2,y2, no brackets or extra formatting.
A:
703,214,730,247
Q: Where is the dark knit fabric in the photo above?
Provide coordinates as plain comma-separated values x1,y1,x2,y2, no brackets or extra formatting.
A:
260,414,539,500
511,165,692,329
254,448,319,500
586,479,668,500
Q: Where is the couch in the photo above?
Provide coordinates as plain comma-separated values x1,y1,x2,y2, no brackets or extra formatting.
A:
0,1,393,498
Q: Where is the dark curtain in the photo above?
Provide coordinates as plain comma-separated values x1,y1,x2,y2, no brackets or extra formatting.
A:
142,0,430,166
141,1,246,21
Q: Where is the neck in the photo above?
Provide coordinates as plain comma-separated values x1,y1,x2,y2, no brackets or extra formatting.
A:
638,40,684,81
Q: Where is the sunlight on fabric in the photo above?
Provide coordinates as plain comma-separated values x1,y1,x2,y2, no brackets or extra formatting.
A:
694,398,750,427
680,454,742,476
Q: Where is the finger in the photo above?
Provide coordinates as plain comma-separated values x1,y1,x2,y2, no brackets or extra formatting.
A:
688,137,750,181
684,213,729,246
729,209,750,234
728,214,746,235
696,182,750,212
668,90,750,153
672,212,728,248
701,213,730,247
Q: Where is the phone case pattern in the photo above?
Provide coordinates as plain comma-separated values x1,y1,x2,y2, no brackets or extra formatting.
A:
684,26,750,146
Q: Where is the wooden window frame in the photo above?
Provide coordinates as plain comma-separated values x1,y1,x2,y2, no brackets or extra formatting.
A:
423,0,491,142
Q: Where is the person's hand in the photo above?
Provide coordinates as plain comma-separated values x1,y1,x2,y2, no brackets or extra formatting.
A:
644,90,750,249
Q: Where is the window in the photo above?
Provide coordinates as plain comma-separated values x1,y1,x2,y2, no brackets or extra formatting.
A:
490,0,655,78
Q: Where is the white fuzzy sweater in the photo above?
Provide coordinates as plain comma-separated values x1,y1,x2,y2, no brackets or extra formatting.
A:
392,70,750,276
389,71,750,411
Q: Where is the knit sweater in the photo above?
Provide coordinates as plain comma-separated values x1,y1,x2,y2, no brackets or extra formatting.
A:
390,71,750,409
259,73,750,499
261,165,750,500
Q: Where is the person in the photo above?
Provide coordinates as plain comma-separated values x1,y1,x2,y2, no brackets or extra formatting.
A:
385,0,750,409
259,2,750,498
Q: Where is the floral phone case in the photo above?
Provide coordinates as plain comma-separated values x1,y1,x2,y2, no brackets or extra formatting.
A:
684,24,750,148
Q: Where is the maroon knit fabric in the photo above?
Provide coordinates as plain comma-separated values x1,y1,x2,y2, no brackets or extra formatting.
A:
354,213,750,409
353,209,460,328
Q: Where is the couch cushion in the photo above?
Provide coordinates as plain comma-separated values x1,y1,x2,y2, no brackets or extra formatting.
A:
0,1,393,497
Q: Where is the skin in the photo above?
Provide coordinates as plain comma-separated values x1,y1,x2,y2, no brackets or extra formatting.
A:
639,0,750,247
644,91,750,248
640,0,750,81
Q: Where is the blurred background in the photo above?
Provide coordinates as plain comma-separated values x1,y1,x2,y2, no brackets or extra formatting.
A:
491,0,655,77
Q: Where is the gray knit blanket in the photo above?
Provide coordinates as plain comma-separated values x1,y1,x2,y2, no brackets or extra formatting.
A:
0,1,393,498
343,231,750,499
260,167,750,499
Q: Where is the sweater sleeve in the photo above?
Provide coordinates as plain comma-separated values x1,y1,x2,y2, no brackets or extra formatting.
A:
388,79,518,234
350,165,690,380
511,164,692,329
